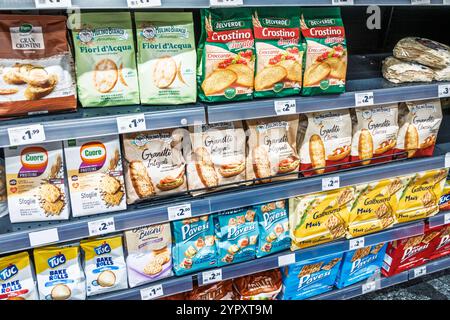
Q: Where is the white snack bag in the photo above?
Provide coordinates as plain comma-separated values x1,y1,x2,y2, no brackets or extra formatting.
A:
0,251,38,300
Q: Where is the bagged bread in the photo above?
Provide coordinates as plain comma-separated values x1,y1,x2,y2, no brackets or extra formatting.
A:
434,65,450,81
0,252,38,300
382,56,434,84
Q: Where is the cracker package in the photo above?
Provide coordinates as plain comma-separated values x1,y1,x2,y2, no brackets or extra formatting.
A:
427,224,450,261
186,122,246,194
298,110,352,176
124,223,172,288
245,116,299,183
289,187,353,250
34,245,86,300
122,129,187,204
300,7,347,96
0,252,38,300
135,12,196,105
5,142,69,223
69,12,139,107
197,8,255,102
186,280,235,300
0,15,76,117
439,179,450,211
64,135,126,217
233,269,282,300
172,215,218,276
252,8,303,98
395,99,442,159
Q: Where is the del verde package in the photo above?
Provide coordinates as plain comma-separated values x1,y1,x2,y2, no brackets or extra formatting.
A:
197,8,255,102
68,12,139,107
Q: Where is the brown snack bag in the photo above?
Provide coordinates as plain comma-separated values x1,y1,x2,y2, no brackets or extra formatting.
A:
186,281,235,300
233,269,282,300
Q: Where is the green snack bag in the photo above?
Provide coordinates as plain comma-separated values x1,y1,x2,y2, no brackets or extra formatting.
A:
68,12,139,107
135,12,196,105
197,8,255,103
300,7,347,96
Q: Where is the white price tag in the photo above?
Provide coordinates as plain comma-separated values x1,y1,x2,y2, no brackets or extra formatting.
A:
8,124,46,146
35,0,72,8
322,176,340,191
361,281,377,294
411,0,431,4
167,203,192,221
412,266,427,278
140,284,164,300
349,237,365,250
210,0,243,6
88,217,116,237
116,114,146,134
278,253,296,267
445,153,450,169
202,269,222,285
444,213,450,225
355,91,374,107
438,84,450,98
331,0,354,5
29,228,59,247
274,100,297,115
127,0,162,7
444,0,450,4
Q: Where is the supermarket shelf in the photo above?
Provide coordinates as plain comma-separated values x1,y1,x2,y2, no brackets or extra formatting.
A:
407,255,450,280
428,211,450,228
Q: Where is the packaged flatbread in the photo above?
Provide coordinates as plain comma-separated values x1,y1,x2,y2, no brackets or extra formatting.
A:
5,142,70,223
395,99,442,159
245,116,300,183
122,129,187,204
382,56,435,84
186,122,246,195
298,110,352,176
0,14,76,117
252,8,303,98
135,12,196,105
434,65,450,81
68,12,139,107
63,135,126,217
0,252,38,300
197,8,255,102
300,7,347,95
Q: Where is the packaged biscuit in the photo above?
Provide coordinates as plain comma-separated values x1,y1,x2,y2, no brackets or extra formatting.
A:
68,12,139,107
298,110,352,176
395,99,442,159
197,8,255,102
0,15,76,117
281,253,343,300
427,224,450,261
172,215,218,276
135,12,196,105
122,129,187,204
186,122,246,195
80,236,128,296
124,223,173,288
255,200,290,258
245,116,300,183
289,187,353,250
186,280,235,300
0,252,38,300
300,7,347,96
335,243,387,289
252,8,303,98
34,245,86,300
233,269,282,300
349,104,399,167
64,135,126,217
5,142,70,223
394,169,448,223
439,179,450,211
214,208,258,266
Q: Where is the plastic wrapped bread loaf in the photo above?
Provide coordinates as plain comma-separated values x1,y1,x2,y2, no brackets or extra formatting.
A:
393,37,450,69
434,65,450,81
382,56,434,84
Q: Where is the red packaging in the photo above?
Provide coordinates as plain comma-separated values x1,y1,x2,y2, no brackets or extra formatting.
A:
427,224,450,261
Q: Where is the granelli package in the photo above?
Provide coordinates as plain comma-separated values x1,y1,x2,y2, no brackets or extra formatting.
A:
186,280,235,300
300,7,347,96
298,110,352,176
0,252,38,300
395,99,442,159
64,135,126,217
252,7,303,98
427,224,450,261
135,12,196,105
233,269,282,300
68,12,139,107
5,142,70,223
122,129,187,204
197,8,255,102
0,14,76,117
245,116,299,183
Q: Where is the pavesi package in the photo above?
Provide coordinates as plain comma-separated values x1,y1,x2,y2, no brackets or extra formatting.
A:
186,280,235,300
427,224,450,261
233,269,282,300
0,252,38,300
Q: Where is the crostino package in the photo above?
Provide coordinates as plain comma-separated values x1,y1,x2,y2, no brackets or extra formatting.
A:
0,252,38,300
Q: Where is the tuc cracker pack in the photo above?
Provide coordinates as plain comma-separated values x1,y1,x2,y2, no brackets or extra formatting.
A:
198,8,255,102
135,12,196,105
252,8,303,98
172,215,218,275
300,7,347,96
0,252,38,300
34,245,86,300
80,236,128,296
439,178,450,211
64,135,126,217
5,142,70,223
69,12,139,107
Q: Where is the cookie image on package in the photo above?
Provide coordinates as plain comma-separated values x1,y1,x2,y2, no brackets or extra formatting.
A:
322,258,341,270
404,235,424,249
100,175,124,207
309,134,326,174
337,188,354,207
298,262,323,277
129,160,155,198
421,190,436,208
195,147,218,188
423,231,440,244
97,270,116,287
51,284,72,300
94,59,118,93
143,261,163,275
226,64,254,87
384,178,403,196
370,243,384,255
358,129,373,165
253,146,272,183
255,65,287,91
277,60,302,82
201,69,237,96
153,56,177,89
351,247,371,262
303,62,331,87
325,214,345,239
38,183,65,216
431,169,447,185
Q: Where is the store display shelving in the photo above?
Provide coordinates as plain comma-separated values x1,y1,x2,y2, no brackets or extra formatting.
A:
428,211,450,228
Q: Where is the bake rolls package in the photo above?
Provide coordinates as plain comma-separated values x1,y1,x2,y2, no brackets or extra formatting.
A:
395,99,442,159
0,14,76,117
0,252,38,300
245,116,300,183
298,110,352,176
382,56,435,84
233,269,282,300
122,129,187,204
